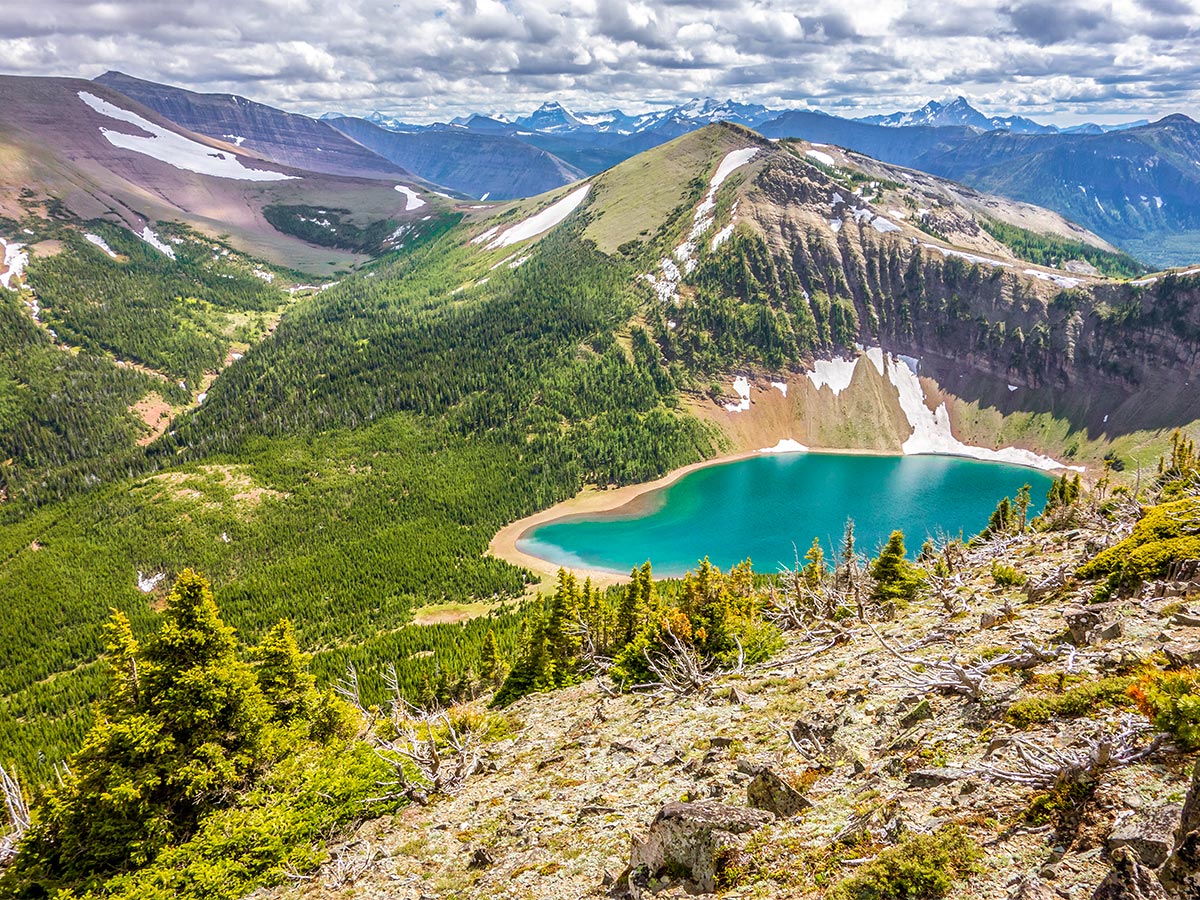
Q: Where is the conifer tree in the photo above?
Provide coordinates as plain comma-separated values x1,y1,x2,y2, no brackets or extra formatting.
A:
870,530,926,605
480,628,504,688
1015,484,1032,532
985,496,1013,536
802,537,826,587
252,619,317,725
16,570,272,881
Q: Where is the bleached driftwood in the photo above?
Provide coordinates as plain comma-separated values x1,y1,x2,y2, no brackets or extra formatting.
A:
974,717,1163,789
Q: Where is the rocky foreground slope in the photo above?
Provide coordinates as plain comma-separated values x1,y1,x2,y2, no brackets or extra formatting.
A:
258,483,1200,900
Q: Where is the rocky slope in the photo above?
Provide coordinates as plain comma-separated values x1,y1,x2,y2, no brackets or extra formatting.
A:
255,497,1200,900
327,115,585,200
94,71,412,182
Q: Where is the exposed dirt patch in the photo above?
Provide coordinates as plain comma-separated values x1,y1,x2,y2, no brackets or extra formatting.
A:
141,464,288,512
411,602,496,626
131,392,172,446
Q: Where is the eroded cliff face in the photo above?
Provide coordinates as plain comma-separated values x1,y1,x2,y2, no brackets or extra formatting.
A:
746,153,1200,392
669,151,1200,451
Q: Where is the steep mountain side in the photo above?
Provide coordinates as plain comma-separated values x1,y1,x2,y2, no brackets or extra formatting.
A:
757,111,1200,267
0,75,438,270
327,115,584,200
93,71,411,181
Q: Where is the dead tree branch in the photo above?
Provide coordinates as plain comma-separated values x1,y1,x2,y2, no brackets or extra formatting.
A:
338,664,482,804
0,765,29,866
974,717,1163,789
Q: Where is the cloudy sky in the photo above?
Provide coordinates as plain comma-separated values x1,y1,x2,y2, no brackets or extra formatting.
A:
2,0,1198,124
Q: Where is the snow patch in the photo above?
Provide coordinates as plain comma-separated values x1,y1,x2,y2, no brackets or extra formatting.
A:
486,184,591,249
886,353,1080,471
806,357,857,396
78,91,294,182
711,221,735,251
724,375,751,412
806,148,835,166
1,238,28,289
1024,269,1081,289
759,439,808,454
137,571,166,593
84,233,119,259
138,227,176,259
921,244,1009,268
871,216,901,234
771,380,788,398
865,347,885,376
829,218,842,233
394,184,426,210
1008,384,1019,392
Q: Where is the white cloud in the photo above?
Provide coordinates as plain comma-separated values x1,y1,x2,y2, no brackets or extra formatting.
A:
0,0,1196,125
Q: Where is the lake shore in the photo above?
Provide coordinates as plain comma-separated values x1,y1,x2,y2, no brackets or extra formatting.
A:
487,445,918,586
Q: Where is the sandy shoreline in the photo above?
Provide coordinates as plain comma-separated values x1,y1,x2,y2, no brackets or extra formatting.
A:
486,445,920,586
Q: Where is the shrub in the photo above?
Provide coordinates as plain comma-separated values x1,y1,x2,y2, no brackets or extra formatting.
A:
1077,497,1200,595
833,826,982,900
991,562,1026,587
1005,676,1134,727
1129,668,1200,750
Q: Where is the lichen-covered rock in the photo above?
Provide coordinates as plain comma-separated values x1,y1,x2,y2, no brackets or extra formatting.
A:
746,767,812,818
1092,847,1168,900
1108,804,1182,869
623,801,773,898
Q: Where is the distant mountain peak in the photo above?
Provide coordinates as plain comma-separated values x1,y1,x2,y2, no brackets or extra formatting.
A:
857,96,1056,134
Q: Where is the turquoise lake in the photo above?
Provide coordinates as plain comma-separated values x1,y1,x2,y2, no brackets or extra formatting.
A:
518,453,1056,576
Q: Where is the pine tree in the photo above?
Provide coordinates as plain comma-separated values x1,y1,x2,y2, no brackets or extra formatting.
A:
16,570,273,881
802,537,826,586
101,609,141,716
480,628,504,688
617,561,655,648
252,619,317,725
985,496,1013,535
870,530,925,605
1015,484,1032,532
545,569,582,678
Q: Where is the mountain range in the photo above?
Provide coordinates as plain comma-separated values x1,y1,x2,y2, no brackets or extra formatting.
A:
91,71,1199,265
5,64,1200,900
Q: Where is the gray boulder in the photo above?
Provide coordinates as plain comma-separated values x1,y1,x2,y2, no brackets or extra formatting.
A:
623,802,773,898
1108,805,1183,869
1091,847,1168,899
746,767,812,818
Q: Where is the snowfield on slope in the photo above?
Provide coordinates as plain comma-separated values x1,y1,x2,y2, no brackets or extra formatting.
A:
78,91,295,182
394,185,426,211
1,238,28,289
806,357,857,396
884,353,1081,470
647,147,760,303
486,184,591,249
84,233,119,259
